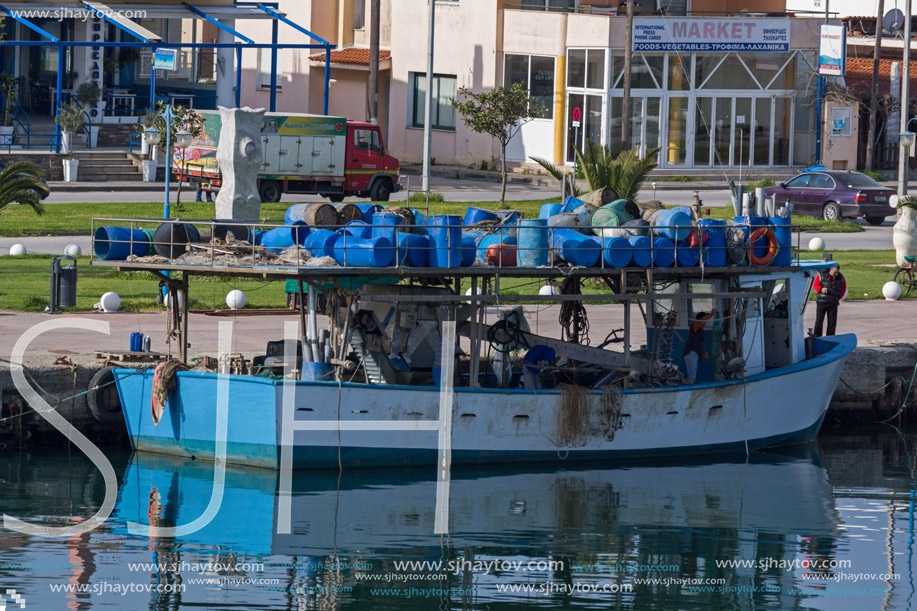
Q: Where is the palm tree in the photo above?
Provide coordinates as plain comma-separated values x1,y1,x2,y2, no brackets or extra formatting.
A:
0,161,46,215
531,143,660,201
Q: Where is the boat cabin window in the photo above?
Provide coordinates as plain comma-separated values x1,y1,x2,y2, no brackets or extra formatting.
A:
764,280,788,318
688,281,718,320
651,280,680,326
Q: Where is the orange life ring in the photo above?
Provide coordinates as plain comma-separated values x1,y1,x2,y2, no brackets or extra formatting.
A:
748,227,779,266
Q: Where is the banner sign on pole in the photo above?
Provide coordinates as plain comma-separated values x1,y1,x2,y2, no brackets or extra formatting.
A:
633,18,790,52
153,48,177,71
818,24,846,76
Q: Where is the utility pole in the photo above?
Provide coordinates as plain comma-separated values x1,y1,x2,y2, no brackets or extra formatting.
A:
368,0,380,124
865,0,885,170
815,0,829,164
422,0,435,192
621,0,634,151
899,0,913,196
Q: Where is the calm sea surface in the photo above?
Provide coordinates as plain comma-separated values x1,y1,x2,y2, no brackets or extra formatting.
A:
1,427,916,610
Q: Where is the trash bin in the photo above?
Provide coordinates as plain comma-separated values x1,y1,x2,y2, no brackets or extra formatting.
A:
51,256,77,312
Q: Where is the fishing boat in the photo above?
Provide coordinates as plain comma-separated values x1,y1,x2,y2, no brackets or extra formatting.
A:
93,204,856,470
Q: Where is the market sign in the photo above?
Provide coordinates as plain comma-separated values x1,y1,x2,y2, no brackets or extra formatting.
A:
818,24,846,76
153,48,177,71
633,18,790,52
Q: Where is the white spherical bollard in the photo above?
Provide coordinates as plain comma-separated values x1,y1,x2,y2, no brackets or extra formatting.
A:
808,237,825,251
883,281,903,301
8,243,27,256
100,292,121,312
64,243,82,257
226,289,247,310
539,284,559,296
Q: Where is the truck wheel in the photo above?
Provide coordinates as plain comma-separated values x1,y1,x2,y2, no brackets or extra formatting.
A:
259,181,282,203
370,179,392,202
327,194,345,203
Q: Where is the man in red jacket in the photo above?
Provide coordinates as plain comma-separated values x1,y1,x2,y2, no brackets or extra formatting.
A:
813,263,846,337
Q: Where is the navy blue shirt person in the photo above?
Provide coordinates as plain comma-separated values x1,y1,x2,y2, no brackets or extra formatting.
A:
683,311,714,385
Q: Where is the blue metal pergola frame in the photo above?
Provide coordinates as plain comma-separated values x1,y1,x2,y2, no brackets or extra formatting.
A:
0,1,336,151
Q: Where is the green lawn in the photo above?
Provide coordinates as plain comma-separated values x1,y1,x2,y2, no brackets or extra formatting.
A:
0,197,863,237
0,250,903,312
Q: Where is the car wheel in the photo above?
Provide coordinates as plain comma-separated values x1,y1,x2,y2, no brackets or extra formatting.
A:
370,179,392,202
865,216,885,226
822,202,841,221
258,181,282,203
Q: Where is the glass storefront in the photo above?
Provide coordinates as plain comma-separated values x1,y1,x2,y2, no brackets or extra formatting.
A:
566,48,817,168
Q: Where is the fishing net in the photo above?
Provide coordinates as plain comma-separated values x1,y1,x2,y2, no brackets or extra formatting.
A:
557,383,591,448
599,384,624,441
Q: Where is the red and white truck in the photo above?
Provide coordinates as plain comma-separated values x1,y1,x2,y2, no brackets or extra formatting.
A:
176,111,402,203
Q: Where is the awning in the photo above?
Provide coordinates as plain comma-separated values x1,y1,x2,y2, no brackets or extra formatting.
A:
310,47,392,71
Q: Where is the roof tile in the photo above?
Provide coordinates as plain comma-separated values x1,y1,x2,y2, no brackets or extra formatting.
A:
310,48,391,66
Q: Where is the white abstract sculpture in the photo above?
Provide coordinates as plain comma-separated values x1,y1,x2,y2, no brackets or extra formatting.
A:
9,244,27,255
808,237,825,251
893,200,917,266
64,243,82,257
215,106,265,220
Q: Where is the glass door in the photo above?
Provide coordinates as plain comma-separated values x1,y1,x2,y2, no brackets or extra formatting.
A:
694,97,712,166
665,95,689,166
714,96,733,166
734,98,752,167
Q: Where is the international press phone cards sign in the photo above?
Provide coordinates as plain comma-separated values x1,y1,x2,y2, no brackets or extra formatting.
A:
153,48,177,71
818,24,846,76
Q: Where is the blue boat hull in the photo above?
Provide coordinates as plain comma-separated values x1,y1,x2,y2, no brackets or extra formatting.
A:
114,335,856,470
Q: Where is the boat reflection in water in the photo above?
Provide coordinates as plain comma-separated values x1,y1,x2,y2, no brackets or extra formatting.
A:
109,445,846,610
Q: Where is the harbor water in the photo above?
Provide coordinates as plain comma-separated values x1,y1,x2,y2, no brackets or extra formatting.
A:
1,426,916,610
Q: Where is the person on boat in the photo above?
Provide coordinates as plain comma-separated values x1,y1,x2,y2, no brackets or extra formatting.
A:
683,311,715,385
813,263,846,337
523,345,557,390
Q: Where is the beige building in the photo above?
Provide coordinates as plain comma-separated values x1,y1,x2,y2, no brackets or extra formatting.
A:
234,1,825,170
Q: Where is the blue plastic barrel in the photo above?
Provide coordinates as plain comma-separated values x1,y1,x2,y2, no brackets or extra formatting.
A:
464,207,498,226
670,205,695,220
430,215,462,268
517,218,549,267
372,212,403,248
305,229,340,258
547,205,592,230
333,236,394,267
539,203,563,219
770,216,792,266
410,209,430,234
698,219,727,267
476,233,517,261
561,196,586,213
355,203,384,225
93,226,150,261
602,236,633,268
397,232,430,267
301,362,335,381
460,233,478,267
130,332,143,352
552,228,601,267
261,222,310,253
651,209,693,243
252,230,266,246
652,237,676,268
676,241,700,267
340,220,372,239
736,216,770,259
628,235,652,267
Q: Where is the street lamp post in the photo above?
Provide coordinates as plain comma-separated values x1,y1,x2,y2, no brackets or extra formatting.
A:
142,105,193,219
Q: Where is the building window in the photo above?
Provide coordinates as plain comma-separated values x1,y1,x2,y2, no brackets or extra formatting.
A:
353,0,365,30
504,54,555,119
257,48,283,91
567,49,604,90
409,72,456,130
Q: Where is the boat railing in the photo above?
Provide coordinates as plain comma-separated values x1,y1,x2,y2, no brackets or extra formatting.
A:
88,216,812,276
